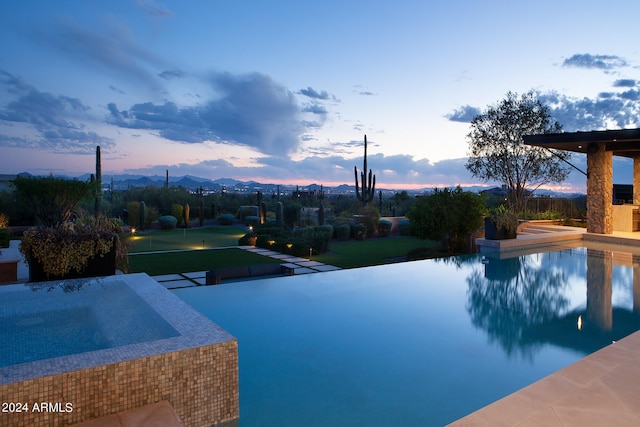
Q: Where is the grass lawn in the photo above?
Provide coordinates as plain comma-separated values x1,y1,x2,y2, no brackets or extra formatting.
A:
314,236,441,269
125,225,443,275
127,226,247,253
128,248,276,276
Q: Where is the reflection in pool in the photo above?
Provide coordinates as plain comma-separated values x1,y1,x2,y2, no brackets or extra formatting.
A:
175,244,640,426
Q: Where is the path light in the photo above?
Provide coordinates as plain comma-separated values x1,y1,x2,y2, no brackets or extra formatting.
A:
481,256,489,265
130,227,136,235
309,248,312,259
202,240,205,249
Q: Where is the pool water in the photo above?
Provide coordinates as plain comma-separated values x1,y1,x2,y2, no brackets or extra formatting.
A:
175,245,640,426
0,278,180,368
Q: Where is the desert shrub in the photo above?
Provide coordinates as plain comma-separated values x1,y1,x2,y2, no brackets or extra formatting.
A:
0,228,9,248
0,213,8,229
312,225,333,253
354,205,380,238
244,215,260,227
126,201,140,228
378,220,392,237
398,219,411,236
407,186,486,252
171,204,184,226
217,213,235,225
335,224,350,241
351,223,367,240
239,232,257,246
239,205,259,220
158,215,178,230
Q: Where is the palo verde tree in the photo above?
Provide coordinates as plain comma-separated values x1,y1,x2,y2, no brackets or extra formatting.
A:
466,90,571,213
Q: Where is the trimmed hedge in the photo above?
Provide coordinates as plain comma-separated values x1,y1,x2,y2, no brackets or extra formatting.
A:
351,223,367,240
378,220,392,237
398,219,411,236
217,213,235,225
158,215,178,230
335,224,350,241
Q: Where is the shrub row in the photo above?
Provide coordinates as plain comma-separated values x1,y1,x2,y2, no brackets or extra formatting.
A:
240,224,334,257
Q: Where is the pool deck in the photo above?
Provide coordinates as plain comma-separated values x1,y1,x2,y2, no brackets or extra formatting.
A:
455,224,640,426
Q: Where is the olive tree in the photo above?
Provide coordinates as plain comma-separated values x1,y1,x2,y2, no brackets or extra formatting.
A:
407,186,486,253
466,90,571,213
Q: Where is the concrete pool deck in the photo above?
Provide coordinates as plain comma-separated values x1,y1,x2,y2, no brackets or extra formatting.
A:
449,328,640,426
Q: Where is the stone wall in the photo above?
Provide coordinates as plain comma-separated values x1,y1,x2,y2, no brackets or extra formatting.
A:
587,143,613,234
0,340,239,427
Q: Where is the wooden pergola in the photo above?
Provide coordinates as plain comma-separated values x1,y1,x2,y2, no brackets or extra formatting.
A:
524,128,640,234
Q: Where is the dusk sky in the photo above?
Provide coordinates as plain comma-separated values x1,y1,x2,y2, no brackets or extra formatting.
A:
1,1,640,192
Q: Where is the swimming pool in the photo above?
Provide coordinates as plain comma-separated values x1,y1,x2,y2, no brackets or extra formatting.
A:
175,244,640,426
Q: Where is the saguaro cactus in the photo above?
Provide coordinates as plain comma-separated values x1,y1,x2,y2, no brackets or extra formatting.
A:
199,198,205,227
183,204,190,228
139,201,146,230
318,201,325,225
276,202,284,228
354,135,376,206
95,146,102,215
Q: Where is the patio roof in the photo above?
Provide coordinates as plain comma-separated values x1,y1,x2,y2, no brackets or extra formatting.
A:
524,128,640,158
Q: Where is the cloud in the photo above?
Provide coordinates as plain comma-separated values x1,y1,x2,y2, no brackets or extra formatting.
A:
108,71,306,155
613,79,637,88
0,70,113,153
41,18,167,92
562,53,628,70
446,105,481,123
539,90,640,130
299,87,336,101
158,69,184,80
135,0,173,17
446,82,640,131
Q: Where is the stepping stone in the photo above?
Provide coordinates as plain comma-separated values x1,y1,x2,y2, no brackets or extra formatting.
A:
182,271,207,279
152,274,184,282
296,261,324,267
160,279,196,289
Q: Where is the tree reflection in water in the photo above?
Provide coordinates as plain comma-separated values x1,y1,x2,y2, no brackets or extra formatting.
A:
464,255,570,360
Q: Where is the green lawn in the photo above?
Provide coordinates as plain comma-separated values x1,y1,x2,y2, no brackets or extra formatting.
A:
129,248,276,276
127,226,247,253
314,237,440,269
125,225,441,274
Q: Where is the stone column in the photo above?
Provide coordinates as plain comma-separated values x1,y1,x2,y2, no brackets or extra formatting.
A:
587,143,613,234
634,157,640,205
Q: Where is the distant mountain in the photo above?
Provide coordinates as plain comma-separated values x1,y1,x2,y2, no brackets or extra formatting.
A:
12,171,587,197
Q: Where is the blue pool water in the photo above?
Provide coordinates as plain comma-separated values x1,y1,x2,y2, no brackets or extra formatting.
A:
175,245,640,426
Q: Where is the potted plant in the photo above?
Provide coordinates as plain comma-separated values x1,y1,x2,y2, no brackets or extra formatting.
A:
20,215,130,282
484,206,518,240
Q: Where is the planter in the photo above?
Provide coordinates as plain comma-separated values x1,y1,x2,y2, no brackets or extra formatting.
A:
484,217,517,240
28,241,117,282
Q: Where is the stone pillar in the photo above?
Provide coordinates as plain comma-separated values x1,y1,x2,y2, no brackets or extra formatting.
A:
634,157,640,205
586,143,613,234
